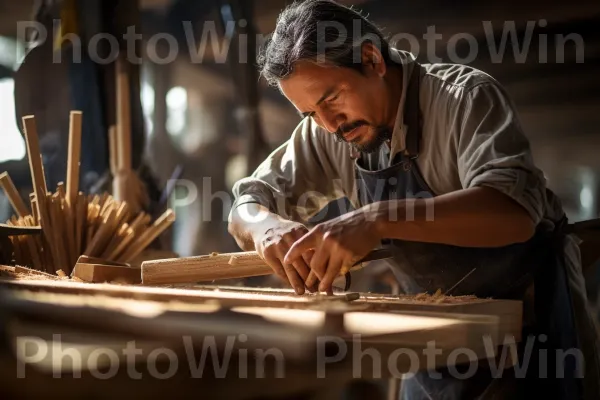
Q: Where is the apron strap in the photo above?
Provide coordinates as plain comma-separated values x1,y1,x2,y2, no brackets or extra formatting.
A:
404,63,424,158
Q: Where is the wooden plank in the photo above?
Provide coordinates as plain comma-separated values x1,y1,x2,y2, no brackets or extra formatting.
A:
71,263,141,284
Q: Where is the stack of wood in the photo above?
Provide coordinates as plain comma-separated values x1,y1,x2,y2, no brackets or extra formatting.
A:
0,111,175,275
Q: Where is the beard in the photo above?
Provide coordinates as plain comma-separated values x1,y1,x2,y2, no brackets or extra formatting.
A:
334,121,392,154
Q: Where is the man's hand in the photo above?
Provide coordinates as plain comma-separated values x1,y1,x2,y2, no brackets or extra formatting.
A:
254,220,317,295
284,207,383,293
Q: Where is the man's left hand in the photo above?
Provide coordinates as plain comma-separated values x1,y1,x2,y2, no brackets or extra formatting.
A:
284,206,383,293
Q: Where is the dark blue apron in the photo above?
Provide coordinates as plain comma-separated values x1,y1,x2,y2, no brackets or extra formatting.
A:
354,62,583,399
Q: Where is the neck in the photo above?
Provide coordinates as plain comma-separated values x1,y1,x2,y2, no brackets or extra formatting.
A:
384,64,404,130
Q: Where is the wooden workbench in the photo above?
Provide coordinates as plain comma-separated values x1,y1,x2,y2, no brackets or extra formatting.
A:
0,273,523,399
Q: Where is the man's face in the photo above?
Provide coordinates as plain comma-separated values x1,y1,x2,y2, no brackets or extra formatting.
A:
279,59,392,153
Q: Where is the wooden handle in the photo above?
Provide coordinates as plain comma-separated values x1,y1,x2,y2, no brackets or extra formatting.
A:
141,251,272,285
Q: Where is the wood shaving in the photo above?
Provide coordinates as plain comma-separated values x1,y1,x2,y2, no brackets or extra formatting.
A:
56,270,67,277
395,292,478,304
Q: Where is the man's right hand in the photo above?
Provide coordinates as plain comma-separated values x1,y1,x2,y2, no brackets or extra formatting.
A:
228,203,317,294
254,220,317,295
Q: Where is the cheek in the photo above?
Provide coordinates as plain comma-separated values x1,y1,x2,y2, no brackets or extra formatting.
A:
343,93,378,123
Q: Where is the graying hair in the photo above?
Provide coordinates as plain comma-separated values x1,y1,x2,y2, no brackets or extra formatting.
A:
258,0,392,86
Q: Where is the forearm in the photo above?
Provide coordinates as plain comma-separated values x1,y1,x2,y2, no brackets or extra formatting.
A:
373,186,536,247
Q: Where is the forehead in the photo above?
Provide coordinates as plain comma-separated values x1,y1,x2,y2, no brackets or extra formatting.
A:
278,61,354,107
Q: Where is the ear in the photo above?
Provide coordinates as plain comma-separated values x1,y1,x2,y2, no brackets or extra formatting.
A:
360,42,387,78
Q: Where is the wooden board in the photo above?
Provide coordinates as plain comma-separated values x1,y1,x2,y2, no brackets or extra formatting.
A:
0,278,521,342
2,279,503,352
71,263,141,284
0,275,524,392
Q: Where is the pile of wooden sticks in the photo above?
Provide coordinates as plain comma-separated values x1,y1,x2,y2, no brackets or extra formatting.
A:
0,112,175,275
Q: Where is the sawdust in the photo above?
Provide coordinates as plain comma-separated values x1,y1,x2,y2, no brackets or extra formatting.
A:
0,265,72,282
394,290,478,304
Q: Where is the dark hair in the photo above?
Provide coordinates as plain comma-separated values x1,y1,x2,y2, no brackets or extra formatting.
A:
258,0,392,86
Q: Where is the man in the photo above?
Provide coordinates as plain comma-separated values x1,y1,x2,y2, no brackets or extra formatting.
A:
228,1,599,398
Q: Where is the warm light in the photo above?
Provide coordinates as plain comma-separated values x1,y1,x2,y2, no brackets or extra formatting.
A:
0,79,26,162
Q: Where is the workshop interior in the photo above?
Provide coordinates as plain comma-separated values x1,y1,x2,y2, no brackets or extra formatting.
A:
0,0,599,399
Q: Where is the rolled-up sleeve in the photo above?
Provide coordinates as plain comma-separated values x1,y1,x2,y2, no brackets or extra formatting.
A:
457,82,547,225
231,118,354,223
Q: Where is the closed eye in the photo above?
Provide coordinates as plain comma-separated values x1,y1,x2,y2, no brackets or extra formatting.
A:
328,92,340,103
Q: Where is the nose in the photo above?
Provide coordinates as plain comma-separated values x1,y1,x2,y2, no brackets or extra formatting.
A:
316,109,344,134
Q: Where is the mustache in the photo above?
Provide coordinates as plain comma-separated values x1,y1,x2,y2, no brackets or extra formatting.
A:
335,121,368,137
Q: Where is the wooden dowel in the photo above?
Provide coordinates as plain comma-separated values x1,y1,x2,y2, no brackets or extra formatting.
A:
66,111,82,206
119,209,175,262
22,116,58,271
42,192,58,270
22,116,46,213
57,182,76,267
50,193,68,270
0,172,29,217
141,251,272,285
57,182,66,199
101,222,128,259
100,199,116,219
98,193,110,211
29,194,39,224
86,204,100,247
75,192,86,256
84,209,116,256
128,212,150,232
40,155,48,197
113,202,130,228
108,226,135,261
23,215,42,270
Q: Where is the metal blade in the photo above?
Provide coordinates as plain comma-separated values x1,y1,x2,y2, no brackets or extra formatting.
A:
331,247,394,291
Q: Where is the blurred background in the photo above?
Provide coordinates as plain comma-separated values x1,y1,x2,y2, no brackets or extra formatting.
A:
0,0,598,302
